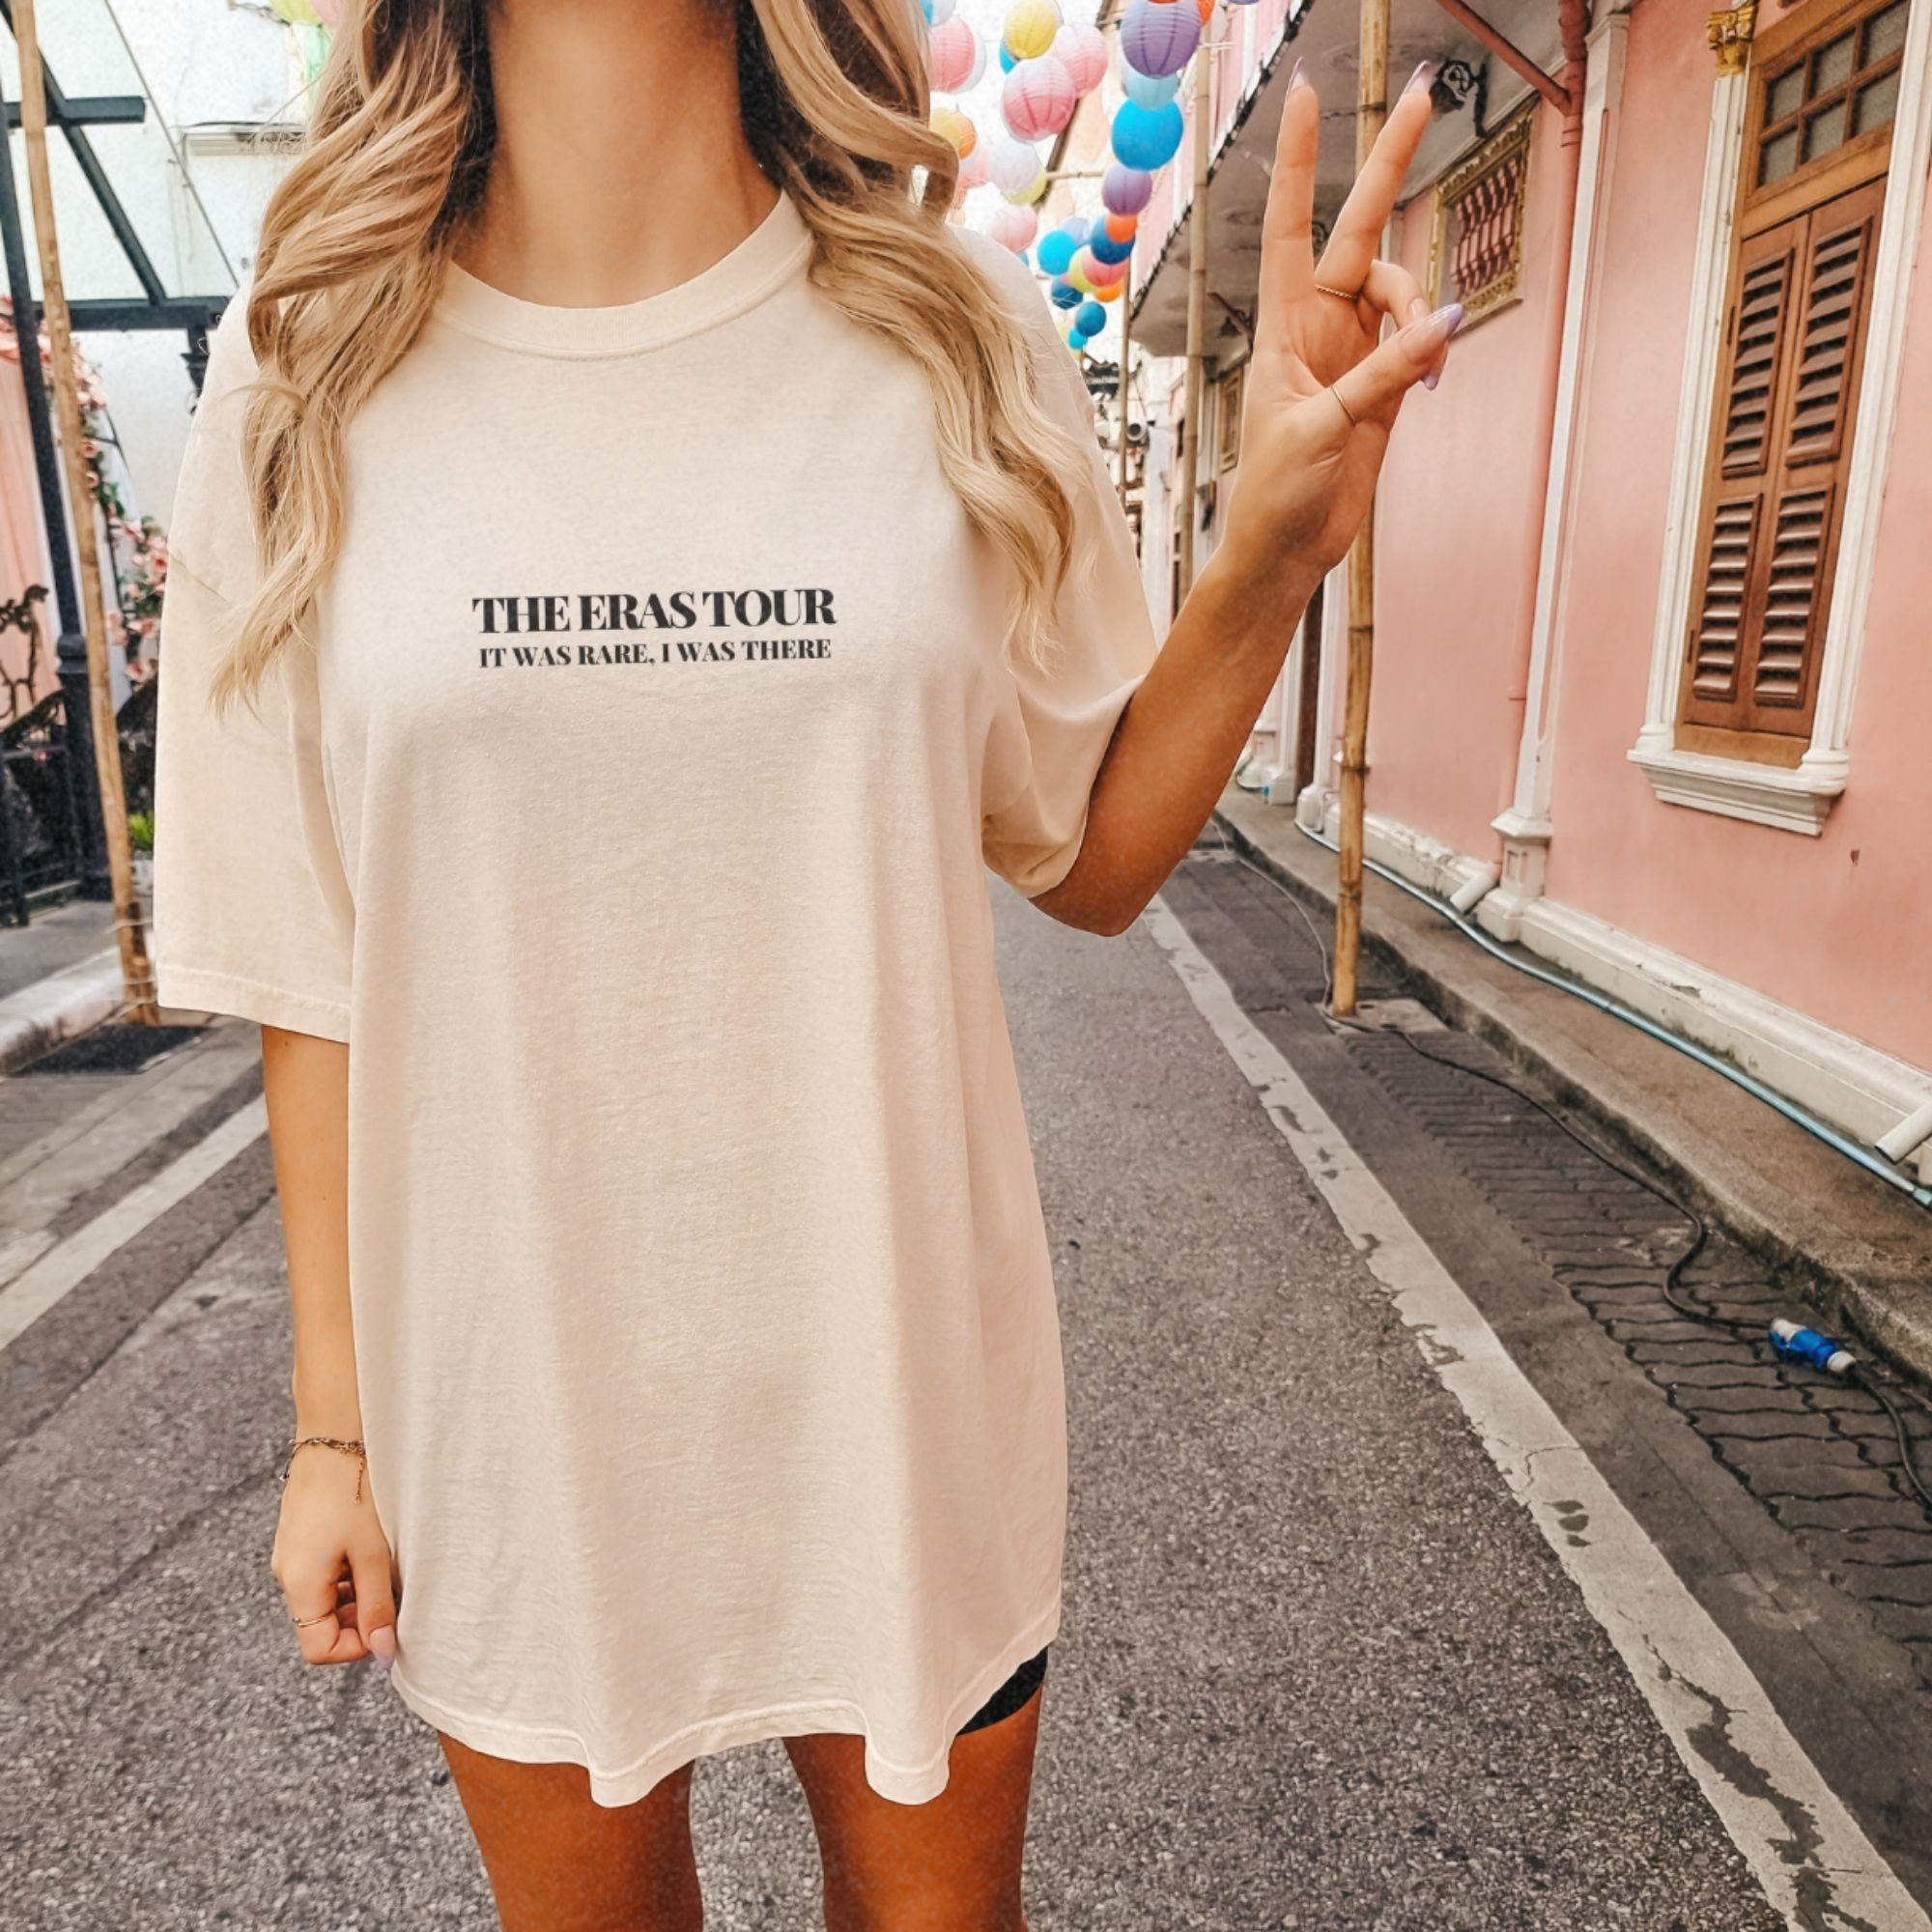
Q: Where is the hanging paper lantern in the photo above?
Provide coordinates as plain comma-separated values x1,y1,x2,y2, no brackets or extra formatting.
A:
1089,227,1134,266
1051,20,1109,97
1121,63,1181,109
1094,277,1124,302
986,135,1045,200
1085,250,1130,288
1003,0,1061,61
989,204,1040,253
1102,163,1154,215
1037,227,1078,277
1104,210,1139,244
1003,56,1076,142
1075,299,1107,337
927,14,980,94
957,141,990,190
1049,278,1083,310
1111,98,1184,171
1065,253,1097,296
999,42,1017,71
1196,0,1215,24
1119,0,1200,77
932,106,977,157
1063,214,1092,246
924,0,958,21
1067,327,1090,352
1009,168,1049,205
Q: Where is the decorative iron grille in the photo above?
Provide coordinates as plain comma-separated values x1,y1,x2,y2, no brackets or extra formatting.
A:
1430,109,1535,327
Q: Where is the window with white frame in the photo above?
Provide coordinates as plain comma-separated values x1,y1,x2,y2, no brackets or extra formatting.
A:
1677,0,1906,755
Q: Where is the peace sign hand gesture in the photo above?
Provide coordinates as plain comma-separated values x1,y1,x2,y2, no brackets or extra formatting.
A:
1220,60,1465,587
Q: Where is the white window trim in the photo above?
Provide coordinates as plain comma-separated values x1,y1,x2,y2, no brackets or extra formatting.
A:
1629,0,1932,836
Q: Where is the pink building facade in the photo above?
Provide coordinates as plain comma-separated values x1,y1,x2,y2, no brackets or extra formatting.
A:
1128,0,1932,1179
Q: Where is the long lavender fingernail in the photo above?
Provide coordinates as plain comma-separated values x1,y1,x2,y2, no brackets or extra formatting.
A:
1288,57,1308,93
1406,60,1439,97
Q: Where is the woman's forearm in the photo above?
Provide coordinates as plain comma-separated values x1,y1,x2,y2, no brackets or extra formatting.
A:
1032,542,1321,937
260,1026,360,1435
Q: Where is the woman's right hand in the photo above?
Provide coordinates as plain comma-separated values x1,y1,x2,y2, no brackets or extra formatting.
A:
271,1442,399,1667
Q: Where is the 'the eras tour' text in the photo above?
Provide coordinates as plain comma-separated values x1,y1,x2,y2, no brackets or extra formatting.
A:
470,589,838,670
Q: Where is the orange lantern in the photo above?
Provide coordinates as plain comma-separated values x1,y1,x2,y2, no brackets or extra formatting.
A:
1104,211,1138,245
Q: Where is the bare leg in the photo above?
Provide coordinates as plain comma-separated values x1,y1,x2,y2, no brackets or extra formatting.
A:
782,1688,1043,1932
438,1731,704,1932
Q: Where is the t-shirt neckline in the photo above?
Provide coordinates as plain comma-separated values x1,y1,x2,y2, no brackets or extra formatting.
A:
432,187,810,358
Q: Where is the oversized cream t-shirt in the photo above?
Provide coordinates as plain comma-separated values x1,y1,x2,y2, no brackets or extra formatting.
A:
153,190,1158,1805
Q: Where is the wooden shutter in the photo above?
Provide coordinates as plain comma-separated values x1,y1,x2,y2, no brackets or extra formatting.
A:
1680,176,1885,739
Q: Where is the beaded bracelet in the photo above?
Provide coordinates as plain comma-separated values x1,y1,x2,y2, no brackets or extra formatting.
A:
281,1435,367,1502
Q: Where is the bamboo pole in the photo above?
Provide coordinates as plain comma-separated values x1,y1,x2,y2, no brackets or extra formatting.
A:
1117,255,1132,507
13,0,156,1022
1330,0,1389,1018
1173,6,1215,598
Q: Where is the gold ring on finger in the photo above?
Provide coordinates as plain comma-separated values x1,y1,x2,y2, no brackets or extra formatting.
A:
1328,384,1360,429
292,1611,333,1629
1315,282,1361,302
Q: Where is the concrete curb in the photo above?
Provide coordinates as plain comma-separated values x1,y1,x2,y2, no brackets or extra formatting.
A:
0,949,128,1077
1211,789,1932,1385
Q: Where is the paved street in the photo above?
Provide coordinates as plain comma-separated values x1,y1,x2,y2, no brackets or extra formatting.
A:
3,854,1929,1930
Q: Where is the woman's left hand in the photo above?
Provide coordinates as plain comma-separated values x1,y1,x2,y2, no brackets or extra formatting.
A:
1220,60,1465,587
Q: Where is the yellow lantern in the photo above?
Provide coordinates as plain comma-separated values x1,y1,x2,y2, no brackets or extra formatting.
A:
932,106,978,157
1003,0,1062,63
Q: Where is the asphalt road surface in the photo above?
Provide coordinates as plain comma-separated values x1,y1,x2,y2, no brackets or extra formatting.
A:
3,864,1925,1930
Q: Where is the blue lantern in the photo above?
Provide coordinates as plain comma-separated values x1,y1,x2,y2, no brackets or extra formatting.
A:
1122,66,1181,110
1037,227,1078,276
1075,298,1107,336
1049,277,1082,309
1089,228,1134,266
1112,99,1184,172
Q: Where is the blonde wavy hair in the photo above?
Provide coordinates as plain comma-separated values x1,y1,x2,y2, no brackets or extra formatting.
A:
214,0,1085,712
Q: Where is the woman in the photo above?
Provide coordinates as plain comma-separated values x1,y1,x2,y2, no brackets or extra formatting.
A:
152,0,1456,1923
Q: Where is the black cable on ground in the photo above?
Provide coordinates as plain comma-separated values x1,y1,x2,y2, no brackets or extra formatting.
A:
1193,823,1932,1520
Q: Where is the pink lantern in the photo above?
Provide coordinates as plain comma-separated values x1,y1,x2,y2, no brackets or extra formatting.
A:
985,136,1044,200
1050,20,1108,97
927,14,980,96
1119,0,1200,78
1002,55,1076,143
989,205,1040,253
1083,249,1130,289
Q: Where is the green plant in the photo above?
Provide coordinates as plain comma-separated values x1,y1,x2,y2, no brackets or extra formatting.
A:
126,810,154,854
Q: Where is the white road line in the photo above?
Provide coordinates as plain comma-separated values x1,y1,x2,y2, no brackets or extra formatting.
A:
1144,898,1927,1932
0,1096,268,1352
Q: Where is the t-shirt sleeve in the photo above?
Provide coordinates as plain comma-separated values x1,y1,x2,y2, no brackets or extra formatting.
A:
151,286,356,1041
962,229,1162,899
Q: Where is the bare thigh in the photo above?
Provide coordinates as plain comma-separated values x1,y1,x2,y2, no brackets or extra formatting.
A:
783,1688,1044,1932
438,1730,704,1932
